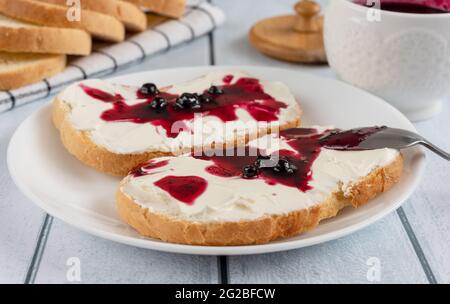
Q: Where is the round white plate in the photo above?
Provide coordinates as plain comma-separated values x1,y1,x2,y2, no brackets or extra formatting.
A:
8,66,426,255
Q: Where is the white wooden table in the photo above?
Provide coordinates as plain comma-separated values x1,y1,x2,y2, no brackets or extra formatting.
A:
1,0,449,284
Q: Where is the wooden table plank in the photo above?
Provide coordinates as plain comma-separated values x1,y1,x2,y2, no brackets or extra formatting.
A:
3,0,447,284
229,214,428,283
213,0,430,283
35,219,218,284
32,36,219,284
0,103,47,283
401,104,450,283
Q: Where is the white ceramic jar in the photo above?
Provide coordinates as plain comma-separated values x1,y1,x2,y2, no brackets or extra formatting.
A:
324,0,450,121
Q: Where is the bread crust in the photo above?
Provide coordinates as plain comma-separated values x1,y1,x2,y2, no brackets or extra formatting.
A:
0,53,66,90
116,154,403,246
53,97,301,176
0,22,91,55
0,0,125,42
126,0,186,18
38,0,147,32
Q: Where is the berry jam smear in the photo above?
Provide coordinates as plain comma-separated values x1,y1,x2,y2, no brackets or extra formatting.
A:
130,159,169,178
79,76,287,138
354,0,449,14
154,175,207,205
132,127,385,204
194,127,385,192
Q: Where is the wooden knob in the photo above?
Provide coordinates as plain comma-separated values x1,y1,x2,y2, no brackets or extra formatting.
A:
294,0,321,33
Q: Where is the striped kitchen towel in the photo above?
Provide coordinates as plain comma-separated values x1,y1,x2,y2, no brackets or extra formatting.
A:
0,0,225,113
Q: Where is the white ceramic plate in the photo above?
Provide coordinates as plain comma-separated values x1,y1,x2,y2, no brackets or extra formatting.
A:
8,66,426,255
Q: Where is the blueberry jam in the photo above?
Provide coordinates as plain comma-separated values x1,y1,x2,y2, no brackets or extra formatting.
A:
194,127,385,192
130,159,169,177
154,175,207,205
223,75,234,84
379,2,448,13
79,76,287,138
79,84,123,103
354,0,449,14
319,126,387,150
132,127,385,205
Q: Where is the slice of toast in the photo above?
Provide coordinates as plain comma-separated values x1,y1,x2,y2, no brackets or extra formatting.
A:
146,13,170,29
0,52,66,90
52,71,302,176
0,0,125,42
116,129,403,245
126,0,186,18
0,14,91,55
37,0,147,32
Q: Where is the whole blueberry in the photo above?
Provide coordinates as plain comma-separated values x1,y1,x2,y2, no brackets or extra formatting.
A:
175,93,201,110
140,83,159,96
273,158,297,175
242,165,259,179
150,97,168,110
189,98,202,109
174,100,184,110
208,85,224,95
254,155,272,168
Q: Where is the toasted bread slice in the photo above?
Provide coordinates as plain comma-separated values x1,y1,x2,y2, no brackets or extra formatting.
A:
52,72,302,176
146,13,170,29
0,52,65,90
0,14,91,55
126,0,186,18
116,130,403,246
0,0,125,42
38,0,147,32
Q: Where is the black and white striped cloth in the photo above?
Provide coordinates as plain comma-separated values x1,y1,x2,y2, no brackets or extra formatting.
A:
0,0,225,113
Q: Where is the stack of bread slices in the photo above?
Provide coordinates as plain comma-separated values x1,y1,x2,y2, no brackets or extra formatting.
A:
0,0,186,90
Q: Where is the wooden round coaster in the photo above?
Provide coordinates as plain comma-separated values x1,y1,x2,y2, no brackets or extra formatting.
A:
249,0,327,64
